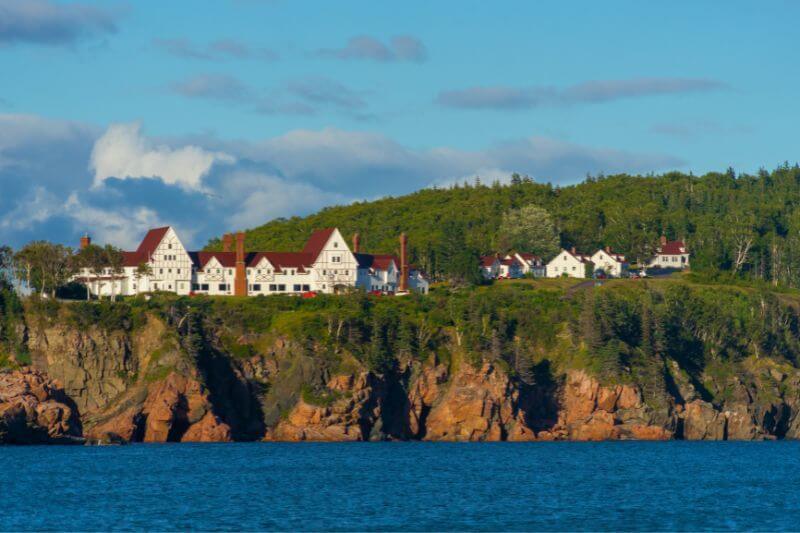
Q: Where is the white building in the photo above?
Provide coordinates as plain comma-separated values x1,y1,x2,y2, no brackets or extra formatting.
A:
498,257,524,279
505,252,545,277
76,226,428,298
480,256,501,279
546,248,592,278
590,248,628,278
648,236,690,269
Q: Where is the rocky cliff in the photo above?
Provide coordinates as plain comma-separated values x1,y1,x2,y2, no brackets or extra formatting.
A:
5,287,800,444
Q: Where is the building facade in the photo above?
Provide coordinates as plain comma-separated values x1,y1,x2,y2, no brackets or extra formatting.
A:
648,236,690,269
76,226,428,298
590,248,628,277
546,248,592,278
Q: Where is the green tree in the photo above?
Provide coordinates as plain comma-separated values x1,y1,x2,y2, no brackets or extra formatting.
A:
496,204,560,258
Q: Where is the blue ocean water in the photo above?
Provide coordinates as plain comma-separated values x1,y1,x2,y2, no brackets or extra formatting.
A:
2,442,799,531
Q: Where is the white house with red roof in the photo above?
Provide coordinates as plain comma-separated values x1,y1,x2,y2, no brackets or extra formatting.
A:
498,256,524,279
649,236,690,269
590,247,628,277
480,255,502,279
546,248,592,278
75,226,428,298
505,252,545,277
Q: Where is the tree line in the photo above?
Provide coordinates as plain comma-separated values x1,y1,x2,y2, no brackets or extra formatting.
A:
220,164,800,287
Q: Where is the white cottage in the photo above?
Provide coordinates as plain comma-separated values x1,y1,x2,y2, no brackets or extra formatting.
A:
546,248,592,278
590,248,628,278
505,252,545,277
649,236,690,269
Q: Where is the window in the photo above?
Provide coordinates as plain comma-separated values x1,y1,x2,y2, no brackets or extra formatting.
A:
168,269,172,273
177,269,181,274
293,284,302,292
160,268,164,274
201,284,209,291
228,269,232,276
168,244,172,249
302,284,310,292
192,284,200,291
219,284,228,291
154,283,159,290
333,242,338,248
269,284,277,291
257,269,261,275
252,284,261,291
278,284,286,291
322,270,326,275
344,270,348,275
332,256,341,263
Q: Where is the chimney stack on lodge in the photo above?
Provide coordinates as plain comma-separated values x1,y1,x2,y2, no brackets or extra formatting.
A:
223,233,233,253
352,232,361,253
234,232,247,296
399,233,409,292
80,234,91,250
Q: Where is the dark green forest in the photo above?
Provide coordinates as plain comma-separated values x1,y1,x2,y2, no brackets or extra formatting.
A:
209,165,800,287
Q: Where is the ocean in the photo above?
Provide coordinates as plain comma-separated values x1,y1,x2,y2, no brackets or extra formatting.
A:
3,441,798,531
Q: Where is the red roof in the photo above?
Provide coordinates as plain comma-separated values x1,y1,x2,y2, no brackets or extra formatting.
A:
658,240,687,255
255,252,314,273
481,255,500,267
135,227,169,258
355,253,398,271
189,251,239,269
122,251,145,267
302,228,336,259
500,258,521,267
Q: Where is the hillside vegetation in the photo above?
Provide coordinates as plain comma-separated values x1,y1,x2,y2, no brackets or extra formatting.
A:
209,165,800,287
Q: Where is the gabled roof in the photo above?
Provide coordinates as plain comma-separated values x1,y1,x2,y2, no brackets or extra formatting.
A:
481,255,500,267
355,253,398,271
658,240,687,255
594,249,626,263
122,251,146,267
302,228,337,259
189,251,239,269
554,249,591,263
135,227,170,258
256,252,314,273
500,257,521,267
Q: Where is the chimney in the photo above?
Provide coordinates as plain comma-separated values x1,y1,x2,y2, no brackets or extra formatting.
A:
80,234,91,250
660,235,667,246
223,233,233,253
352,232,361,253
571,246,576,255
606,246,611,253
399,233,409,292
234,232,247,296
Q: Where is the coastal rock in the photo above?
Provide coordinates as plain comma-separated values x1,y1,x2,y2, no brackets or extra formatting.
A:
266,372,384,441
681,400,726,440
421,362,534,441
0,368,83,444
554,370,672,441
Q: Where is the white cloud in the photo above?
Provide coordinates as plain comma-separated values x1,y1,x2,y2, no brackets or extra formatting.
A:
221,171,349,230
89,122,235,191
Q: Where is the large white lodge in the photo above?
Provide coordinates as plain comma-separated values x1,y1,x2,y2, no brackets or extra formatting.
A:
76,227,429,298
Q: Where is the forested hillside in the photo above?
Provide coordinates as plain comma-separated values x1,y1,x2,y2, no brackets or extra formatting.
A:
209,165,800,286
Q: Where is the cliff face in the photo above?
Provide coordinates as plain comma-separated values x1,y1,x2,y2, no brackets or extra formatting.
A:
7,301,800,444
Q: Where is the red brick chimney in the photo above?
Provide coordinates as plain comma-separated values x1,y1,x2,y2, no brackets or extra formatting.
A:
399,233,409,292
660,235,667,246
571,246,576,255
352,232,361,253
223,233,233,253
234,232,247,296
80,234,91,250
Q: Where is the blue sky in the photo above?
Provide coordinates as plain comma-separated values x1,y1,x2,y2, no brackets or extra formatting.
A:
0,0,797,249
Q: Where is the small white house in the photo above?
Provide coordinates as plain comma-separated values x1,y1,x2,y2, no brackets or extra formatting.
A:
498,257,524,279
506,252,545,277
590,248,628,278
408,266,430,294
648,236,690,269
480,256,501,279
546,248,592,278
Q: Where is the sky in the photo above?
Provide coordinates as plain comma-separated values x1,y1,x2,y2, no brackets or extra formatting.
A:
0,0,798,250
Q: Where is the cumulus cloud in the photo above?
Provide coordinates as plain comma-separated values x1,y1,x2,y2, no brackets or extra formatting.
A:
0,115,684,250
153,37,278,61
0,0,119,45
317,35,427,63
437,77,727,110
89,122,235,191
